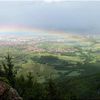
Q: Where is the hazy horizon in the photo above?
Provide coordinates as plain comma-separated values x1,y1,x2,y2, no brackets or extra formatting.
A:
0,1,100,34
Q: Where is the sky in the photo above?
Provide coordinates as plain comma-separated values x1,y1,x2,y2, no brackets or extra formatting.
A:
0,0,100,1
0,1,100,34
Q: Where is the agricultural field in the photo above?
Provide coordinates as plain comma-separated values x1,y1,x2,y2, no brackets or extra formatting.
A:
0,32,100,81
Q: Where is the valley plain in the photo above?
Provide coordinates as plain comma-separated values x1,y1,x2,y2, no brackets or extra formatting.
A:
0,32,99,79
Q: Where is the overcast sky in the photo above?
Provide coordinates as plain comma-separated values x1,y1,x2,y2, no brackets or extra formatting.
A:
0,1,100,34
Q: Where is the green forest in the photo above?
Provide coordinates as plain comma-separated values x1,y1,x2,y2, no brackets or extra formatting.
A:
0,40,100,100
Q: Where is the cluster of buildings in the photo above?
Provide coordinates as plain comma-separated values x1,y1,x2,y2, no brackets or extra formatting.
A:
0,34,77,53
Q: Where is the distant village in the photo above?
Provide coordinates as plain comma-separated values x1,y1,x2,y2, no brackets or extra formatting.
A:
0,34,79,53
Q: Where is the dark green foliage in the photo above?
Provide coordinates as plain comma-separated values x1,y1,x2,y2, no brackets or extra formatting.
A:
15,73,45,100
1,53,100,100
15,75,62,100
44,78,61,100
1,53,17,87
14,73,100,100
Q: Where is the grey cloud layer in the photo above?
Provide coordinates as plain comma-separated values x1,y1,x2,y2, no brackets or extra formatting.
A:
0,1,100,34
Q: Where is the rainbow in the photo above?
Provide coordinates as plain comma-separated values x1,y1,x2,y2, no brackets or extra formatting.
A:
0,25,43,33
0,24,74,36
0,24,82,42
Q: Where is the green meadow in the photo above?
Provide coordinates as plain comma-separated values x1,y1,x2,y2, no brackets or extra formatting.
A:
0,33,100,100
0,34,99,79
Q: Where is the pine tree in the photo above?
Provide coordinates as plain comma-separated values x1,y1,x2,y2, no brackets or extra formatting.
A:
2,53,17,87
